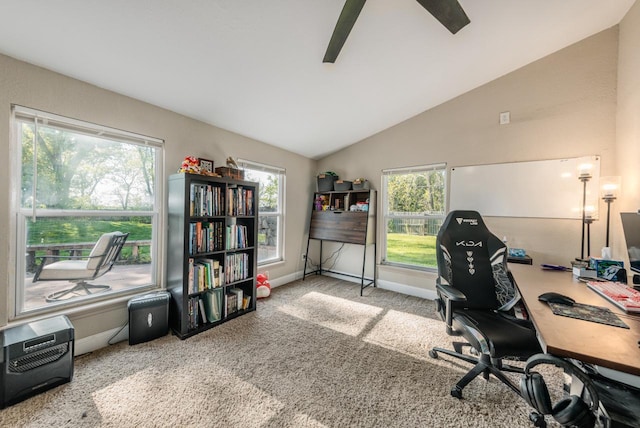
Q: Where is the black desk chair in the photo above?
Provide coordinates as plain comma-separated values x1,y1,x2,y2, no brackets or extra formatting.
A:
429,210,542,399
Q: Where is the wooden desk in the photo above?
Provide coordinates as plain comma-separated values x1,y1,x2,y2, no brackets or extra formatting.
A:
510,263,640,377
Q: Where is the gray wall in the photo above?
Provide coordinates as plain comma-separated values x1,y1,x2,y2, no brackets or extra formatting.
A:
0,54,316,340
317,27,623,295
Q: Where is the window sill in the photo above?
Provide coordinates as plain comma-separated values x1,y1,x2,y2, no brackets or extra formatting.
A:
11,285,160,326
381,261,437,273
258,258,285,269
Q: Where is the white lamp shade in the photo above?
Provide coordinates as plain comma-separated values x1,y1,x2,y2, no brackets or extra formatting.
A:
600,176,621,199
578,163,593,179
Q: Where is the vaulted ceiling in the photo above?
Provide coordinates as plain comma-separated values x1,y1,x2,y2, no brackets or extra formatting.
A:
0,1,635,159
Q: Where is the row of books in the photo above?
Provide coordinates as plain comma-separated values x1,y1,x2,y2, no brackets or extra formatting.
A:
224,288,252,318
188,288,252,331
189,221,224,255
225,252,250,284
227,185,254,216
226,224,249,250
187,288,223,330
188,258,223,294
190,183,224,217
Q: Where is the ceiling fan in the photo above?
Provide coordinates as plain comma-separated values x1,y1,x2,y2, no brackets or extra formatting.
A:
323,0,470,63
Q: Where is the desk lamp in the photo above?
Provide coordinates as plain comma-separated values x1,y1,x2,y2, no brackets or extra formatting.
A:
600,176,621,248
584,207,596,259
578,163,593,260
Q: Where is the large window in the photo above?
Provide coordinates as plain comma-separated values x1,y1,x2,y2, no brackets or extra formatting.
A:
12,106,163,316
382,164,446,270
239,160,285,265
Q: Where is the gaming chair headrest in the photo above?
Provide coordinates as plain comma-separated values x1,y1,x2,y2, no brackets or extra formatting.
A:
436,210,510,309
437,210,495,247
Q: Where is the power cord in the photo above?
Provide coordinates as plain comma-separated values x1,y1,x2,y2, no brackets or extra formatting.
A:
304,243,345,272
107,322,129,345
321,243,345,271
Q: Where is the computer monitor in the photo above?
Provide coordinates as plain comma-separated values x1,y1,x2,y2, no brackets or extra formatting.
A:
620,212,640,274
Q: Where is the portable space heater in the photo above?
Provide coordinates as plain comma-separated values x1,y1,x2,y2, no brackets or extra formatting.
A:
0,315,74,408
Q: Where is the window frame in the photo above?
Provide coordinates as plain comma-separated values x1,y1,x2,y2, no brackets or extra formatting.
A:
9,105,165,319
238,159,285,266
381,163,447,271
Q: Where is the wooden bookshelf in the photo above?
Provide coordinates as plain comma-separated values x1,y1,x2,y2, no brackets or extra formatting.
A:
167,173,258,339
304,189,376,295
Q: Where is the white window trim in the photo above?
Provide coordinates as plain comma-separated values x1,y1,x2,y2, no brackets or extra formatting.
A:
9,105,165,319
238,159,285,266
381,163,447,271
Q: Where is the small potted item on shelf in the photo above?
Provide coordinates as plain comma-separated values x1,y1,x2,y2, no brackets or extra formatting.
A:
352,178,370,190
333,179,352,191
317,171,338,191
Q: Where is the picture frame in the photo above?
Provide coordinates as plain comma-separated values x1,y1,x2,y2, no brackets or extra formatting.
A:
198,158,214,173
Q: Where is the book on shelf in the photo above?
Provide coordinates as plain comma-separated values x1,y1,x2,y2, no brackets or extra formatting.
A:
203,288,222,322
225,293,238,317
189,221,224,254
190,183,224,217
225,224,248,250
242,295,251,310
224,252,249,284
212,260,221,287
226,185,254,216
198,298,207,324
229,288,243,311
188,258,195,294
188,297,199,330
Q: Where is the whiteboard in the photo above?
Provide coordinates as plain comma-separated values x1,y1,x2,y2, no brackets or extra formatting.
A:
449,156,600,219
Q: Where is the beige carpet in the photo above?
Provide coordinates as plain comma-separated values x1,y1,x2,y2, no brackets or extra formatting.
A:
0,276,561,427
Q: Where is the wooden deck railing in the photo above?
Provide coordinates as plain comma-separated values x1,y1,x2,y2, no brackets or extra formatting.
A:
26,240,151,273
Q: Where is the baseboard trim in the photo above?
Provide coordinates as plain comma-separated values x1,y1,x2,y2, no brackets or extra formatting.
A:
75,325,128,356
376,279,437,300
268,271,301,288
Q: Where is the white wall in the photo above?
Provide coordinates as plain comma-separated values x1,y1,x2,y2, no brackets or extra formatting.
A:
618,0,640,212
317,27,620,295
617,0,640,257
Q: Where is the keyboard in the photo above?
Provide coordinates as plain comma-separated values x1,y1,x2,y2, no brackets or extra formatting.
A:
586,281,640,313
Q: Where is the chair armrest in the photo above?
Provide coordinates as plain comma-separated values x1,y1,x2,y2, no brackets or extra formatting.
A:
435,282,467,335
436,283,467,302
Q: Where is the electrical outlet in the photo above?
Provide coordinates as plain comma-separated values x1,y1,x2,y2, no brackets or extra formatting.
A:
499,111,510,125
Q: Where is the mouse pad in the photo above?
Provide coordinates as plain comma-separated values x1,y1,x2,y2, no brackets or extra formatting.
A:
549,302,629,329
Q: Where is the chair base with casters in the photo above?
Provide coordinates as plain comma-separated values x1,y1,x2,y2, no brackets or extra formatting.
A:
45,280,111,302
33,232,129,303
429,301,542,398
429,343,527,398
